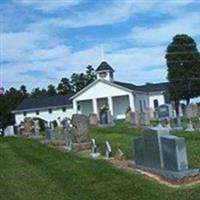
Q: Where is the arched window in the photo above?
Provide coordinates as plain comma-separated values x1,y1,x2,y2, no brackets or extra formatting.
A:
153,99,159,109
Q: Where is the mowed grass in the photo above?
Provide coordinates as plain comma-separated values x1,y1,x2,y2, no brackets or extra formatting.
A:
0,122,200,200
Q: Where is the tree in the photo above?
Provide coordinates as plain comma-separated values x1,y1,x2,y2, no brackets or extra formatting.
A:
31,88,47,98
86,65,97,85
0,86,27,127
71,65,96,93
57,78,72,94
166,34,200,112
47,84,57,96
20,85,28,97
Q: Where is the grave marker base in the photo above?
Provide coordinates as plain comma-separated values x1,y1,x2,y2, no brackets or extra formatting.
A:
72,142,91,152
131,162,199,180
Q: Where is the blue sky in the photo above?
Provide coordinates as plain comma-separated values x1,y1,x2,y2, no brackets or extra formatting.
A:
1,0,200,90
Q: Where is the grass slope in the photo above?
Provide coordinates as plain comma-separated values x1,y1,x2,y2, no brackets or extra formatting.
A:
0,123,200,200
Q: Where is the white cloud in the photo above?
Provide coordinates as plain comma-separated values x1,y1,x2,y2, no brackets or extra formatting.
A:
43,0,198,28
13,0,84,12
130,12,200,45
1,0,199,91
106,46,167,84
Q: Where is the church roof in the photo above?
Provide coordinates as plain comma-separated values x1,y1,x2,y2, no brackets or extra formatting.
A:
114,81,168,92
137,82,168,92
14,95,72,112
96,61,115,72
113,81,138,90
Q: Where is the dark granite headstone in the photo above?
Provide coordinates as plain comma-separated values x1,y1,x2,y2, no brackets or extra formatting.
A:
158,104,170,119
100,111,108,124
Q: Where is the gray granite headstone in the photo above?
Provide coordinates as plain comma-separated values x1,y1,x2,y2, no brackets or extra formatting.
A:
63,118,72,150
45,126,51,140
185,104,195,131
129,112,137,125
135,127,169,168
161,135,188,171
133,127,199,180
142,127,169,168
89,113,98,126
4,126,15,136
140,112,150,126
134,138,145,165
186,104,194,119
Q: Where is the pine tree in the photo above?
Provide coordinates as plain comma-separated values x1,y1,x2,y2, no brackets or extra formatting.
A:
166,34,200,108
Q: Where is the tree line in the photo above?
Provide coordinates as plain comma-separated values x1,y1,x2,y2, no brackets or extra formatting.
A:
0,65,96,127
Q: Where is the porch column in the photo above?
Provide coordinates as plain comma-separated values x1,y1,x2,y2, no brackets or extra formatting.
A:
129,94,135,111
108,97,114,115
73,100,78,114
92,98,98,114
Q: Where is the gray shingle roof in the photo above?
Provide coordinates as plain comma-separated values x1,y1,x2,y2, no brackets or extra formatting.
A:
96,61,115,72
113,81,138,90
114,81,168,92
137,82,168,92
15,95,72,111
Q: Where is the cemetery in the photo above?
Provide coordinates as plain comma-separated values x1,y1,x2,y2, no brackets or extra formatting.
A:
1,0,200,199
1,106,200,200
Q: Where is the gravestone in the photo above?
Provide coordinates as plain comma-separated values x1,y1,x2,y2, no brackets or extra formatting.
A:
185,104,195,132
135,127,169,168
105,141,112,159
33,120,40,135
71,114,91,152
158,104,174,128
89,113,98,126
23,117,34,135
158,104,172,119
4,126,15,137
99,111,114,127
49,122,56,143
161,135,188,171
125,107,132,122
45,122,51,141
134,127,199,180
91,138,100,158
63,118,72,150
99,111,108,124
129,112,137,125
174,117,183,131
140,112,150,126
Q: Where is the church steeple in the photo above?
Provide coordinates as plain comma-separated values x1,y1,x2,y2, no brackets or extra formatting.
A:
96,61,115,81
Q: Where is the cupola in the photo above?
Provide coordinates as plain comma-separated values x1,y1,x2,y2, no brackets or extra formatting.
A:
96,61,115,81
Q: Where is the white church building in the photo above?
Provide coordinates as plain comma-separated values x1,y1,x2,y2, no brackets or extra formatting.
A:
14,61,169,124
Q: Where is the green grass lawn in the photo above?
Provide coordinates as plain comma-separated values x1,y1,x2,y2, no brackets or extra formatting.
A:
0,122,200,200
